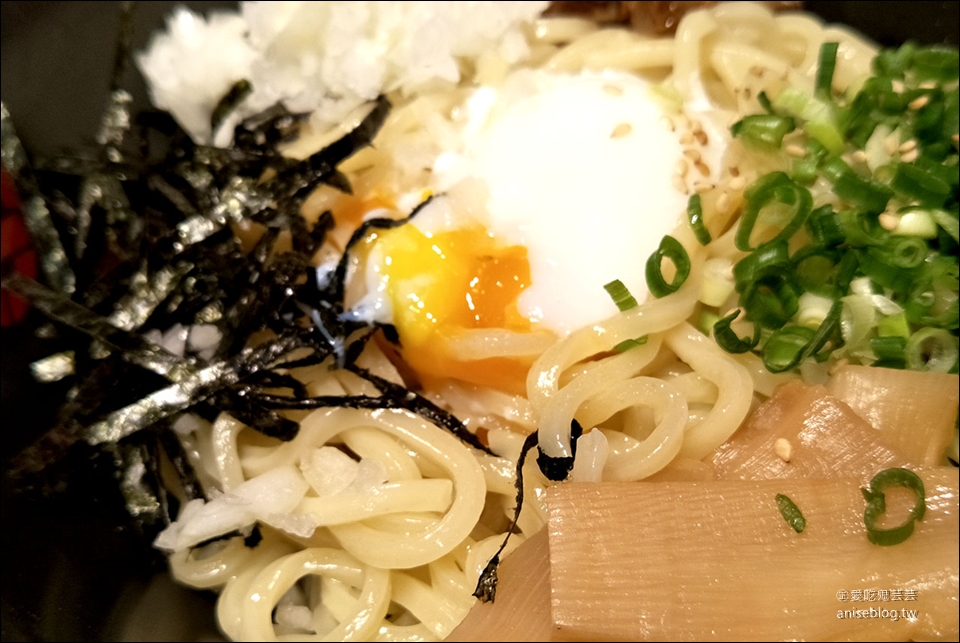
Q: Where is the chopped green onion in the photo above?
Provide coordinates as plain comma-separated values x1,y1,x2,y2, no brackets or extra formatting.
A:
762,325,815,372
892,208,940,238
805,205,845,247
731,114,796,148
713,309,760,354
792,245,844,298
891,161,953,207
737,173,812,251
775,493,807,533
861,468,926,547
613,336,649,353
832,172,893,214
815,42,839,97
733,241,791,292
645,236,691,298
603,279,638,312
871,335,907,364
877,311,911,338
742,273,802,330
905,327,959,372
757,91,774,113
930,209,960,243
686,194,712,245
912,46,960,83
772,87,845,153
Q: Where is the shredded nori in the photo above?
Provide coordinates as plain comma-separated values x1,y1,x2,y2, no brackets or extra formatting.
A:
2,5,500,566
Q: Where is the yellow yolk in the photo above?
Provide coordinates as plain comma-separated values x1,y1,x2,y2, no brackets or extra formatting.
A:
373,223,533,395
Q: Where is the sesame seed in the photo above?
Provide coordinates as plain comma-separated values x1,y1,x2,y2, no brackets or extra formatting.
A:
690,119,703,134
785,144,806,158
900,148,919,163
716,192,730,215
693,180,714,193
602,83,624,96
676,114,690,131
729,176,746,191
774,438,793,463
683,148,701,162
898,139,917,153
611,122,633,139
694,130,709,146
680,133,694,146
892,80,905,93
884,134,899,155
672,174,688,194
695,161,711,177
851,150,868,163
878,213,900,230
661,116,675,132
919,80,937,89
909,95,930,110
675,160,689,177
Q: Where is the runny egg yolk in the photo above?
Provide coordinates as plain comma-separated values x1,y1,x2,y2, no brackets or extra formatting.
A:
373,223,534,395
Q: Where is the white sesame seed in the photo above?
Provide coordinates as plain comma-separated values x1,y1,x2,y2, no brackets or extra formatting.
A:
716,192,730,215
878,212,900,230
672,174,688,194
909,95,930,110
611,122,632,139
661,116,675,132
693,180,714,193
729,176,746,191
900,148,919,163
694,130,709,146
892,80,905,93
683,148,701,162
919,80,937,89
680,132,694,146
898,139,917,153
695,161,711,177
690,119,703,134
675,160,689,177
785,144,806,158
774,438,793,463
884,134,899,155
851,150,868,163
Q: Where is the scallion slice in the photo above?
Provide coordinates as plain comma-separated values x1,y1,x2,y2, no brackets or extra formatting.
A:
731,114,796,148
645,236,691,298
736,172,812,251
861,468,926,546
815,42,839,97
905,327,960,372
613,336,649,353
762,325,815,372
686,194,711,245
775,493,807,533
713,309,760,353
603,279,638,312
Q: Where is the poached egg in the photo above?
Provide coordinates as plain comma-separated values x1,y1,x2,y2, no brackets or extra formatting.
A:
352,68,726,393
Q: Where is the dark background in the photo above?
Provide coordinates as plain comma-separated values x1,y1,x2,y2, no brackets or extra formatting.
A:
1,2,958,641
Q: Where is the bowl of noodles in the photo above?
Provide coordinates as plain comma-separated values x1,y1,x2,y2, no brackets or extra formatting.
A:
1,2,958,641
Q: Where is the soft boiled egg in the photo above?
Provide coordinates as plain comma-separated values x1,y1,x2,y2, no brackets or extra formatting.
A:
349,68,726,394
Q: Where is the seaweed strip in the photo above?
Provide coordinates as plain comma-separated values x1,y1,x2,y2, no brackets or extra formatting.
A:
210,388,300,441
473,430,540,603
211,79,254,141
1,102,75,294
1,273,196,381
344,363,493,455
273,96,390,201
85,331,308,445
331,194,435,307
156,426,203,502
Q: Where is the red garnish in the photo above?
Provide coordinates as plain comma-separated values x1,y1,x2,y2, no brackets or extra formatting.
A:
1,166,37,327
